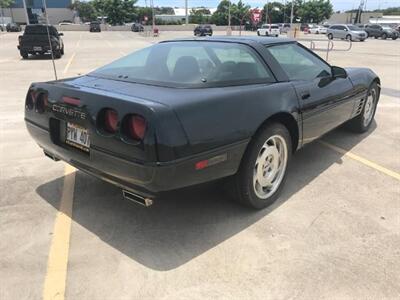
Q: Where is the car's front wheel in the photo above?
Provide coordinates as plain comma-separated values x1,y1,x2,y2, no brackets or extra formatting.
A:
232,123,291,209
346,34,352,41
381,33,387,39
392,37,397,40
347,82,379,133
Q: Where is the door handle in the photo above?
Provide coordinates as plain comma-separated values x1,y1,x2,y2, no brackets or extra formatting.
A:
301,91,311,100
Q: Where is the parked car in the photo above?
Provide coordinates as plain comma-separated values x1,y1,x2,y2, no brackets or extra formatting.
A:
24,37,380,209
363,24,398,40
194,25,213,36
327,24,367,41
309,25,327,34
89,21,101,32
300,23,309,31
280,23,291,34
17,24,64,59
131,23,144,32
257,24,280,37
6,22,21,32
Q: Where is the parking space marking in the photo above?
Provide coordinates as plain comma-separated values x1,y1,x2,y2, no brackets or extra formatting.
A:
319,140,400,181
43,164,76,300
63,52,76,74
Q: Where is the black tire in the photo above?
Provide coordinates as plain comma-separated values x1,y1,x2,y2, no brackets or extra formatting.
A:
392,37,397,40
366,32,369,38
20,51,28,59
232,122,292,209
374,36,378,39
257,31,260,36
54,50,62,59
346,34,352,41
346,82,379,133
327,33,333,40
381,33,387,39
60,46,64,55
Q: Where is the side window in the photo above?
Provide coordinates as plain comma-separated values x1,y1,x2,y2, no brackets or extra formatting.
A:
338,25,346,31
211,46,273,82
330,25,338,30
267,43,331,81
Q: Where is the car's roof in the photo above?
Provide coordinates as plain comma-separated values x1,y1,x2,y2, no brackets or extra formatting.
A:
166,36,295,46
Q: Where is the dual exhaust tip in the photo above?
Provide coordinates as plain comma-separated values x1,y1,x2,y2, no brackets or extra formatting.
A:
43,150,154,207
122,190,153,207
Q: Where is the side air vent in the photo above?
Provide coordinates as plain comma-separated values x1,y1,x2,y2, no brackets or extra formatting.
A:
355,98,365,115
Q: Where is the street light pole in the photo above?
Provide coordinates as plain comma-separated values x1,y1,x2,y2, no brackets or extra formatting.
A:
185,0,188,25
228,1,231,28
22,0,30,25
290,0,294,27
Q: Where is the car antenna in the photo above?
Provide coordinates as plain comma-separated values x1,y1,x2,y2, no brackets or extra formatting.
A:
42,0,58,80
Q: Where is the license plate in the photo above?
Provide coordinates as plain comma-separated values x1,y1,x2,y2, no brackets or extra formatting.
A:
33,46,42,51
66,122,90,152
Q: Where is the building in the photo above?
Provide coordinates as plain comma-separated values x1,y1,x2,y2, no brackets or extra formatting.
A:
1,0,74,24
326,12,383,25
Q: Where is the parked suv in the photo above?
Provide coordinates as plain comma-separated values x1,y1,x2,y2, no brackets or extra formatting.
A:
257,24,280,37
194,25,213,36
89,21,101,32
17,24,64,59
364,24,398,40
327,24,367,41
131,23,144,32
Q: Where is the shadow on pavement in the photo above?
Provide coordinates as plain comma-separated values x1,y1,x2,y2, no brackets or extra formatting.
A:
36,123,376,271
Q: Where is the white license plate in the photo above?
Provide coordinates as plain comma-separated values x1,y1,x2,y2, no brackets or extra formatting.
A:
66,122,90,151
33,46,42,51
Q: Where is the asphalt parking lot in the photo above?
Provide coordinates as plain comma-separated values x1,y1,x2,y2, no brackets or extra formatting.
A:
1,30,399,299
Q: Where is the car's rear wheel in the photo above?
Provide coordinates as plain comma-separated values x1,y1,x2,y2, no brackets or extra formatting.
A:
327,33,333,39
381,33,387,39
232,123,291,209
20,50,28,59
347,82,379,133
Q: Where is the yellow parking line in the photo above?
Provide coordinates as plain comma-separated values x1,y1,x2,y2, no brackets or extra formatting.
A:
63,52,76,75
43,164,76,300
319,140,400,181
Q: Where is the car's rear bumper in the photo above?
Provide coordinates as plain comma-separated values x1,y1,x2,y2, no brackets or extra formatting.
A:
26,119,248,198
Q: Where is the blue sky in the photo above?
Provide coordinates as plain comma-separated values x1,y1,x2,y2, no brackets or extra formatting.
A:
136,0,400,11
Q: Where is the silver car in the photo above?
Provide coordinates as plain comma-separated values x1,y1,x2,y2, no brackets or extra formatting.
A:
327,24,367,41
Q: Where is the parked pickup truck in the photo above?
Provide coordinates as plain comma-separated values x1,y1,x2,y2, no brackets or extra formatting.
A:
17,24,64,59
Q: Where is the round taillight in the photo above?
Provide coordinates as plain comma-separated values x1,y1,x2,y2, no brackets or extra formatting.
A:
127,114,146,140
35,93,48,113
104,109,118,133
26,91,35,110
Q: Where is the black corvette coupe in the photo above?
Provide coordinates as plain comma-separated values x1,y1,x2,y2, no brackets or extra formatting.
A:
25,37,380,209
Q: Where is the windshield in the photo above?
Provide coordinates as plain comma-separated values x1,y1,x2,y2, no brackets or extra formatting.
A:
90,41,274,88
347,25,361,31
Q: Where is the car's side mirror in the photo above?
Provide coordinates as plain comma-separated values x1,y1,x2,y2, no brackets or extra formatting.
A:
331,66,347,79
344,28,348,31
58,33,64,36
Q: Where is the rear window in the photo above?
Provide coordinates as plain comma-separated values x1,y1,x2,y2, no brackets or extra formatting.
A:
91,41,275,88
271,25,279,29
25,25,58,35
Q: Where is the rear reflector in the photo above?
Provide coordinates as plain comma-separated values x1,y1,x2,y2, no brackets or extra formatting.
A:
195,154,228,170
104,109,118,133
128,115,146,140
62,96,80,106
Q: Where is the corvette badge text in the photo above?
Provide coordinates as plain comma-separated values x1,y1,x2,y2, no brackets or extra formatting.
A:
52,104,86,120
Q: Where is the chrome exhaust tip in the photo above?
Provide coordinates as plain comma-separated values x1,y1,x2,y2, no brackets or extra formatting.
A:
122,190,153,207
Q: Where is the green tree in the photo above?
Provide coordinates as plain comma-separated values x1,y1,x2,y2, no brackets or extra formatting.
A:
297,0,333,23
136,6,152,24
93,0,137,25
189,7,211,24
211,0,231,25
231,0,251,25
69,1,98,22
